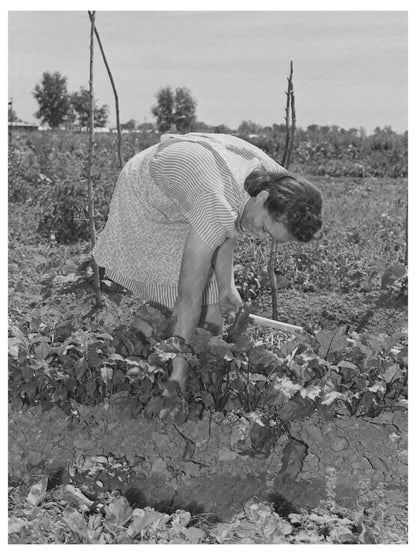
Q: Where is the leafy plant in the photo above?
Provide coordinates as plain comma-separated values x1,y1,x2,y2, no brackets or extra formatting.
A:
35,178,90,243
8,297,408,429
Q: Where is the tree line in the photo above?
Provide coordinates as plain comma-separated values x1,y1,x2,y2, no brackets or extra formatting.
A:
9,69,407,162
10,70,198,132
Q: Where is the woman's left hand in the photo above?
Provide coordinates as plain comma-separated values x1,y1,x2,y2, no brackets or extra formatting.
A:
219,285,243,323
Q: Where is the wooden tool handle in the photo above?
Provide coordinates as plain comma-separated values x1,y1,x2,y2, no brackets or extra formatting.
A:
248,314,304,333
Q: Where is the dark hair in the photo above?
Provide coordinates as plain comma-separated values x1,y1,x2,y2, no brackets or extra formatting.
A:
244,171,323,242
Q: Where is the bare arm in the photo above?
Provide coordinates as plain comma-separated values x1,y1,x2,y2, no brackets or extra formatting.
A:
213,236,242,320
172,227,215,343
212,236,235,291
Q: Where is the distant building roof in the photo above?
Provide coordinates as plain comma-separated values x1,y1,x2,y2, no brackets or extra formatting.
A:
8,121,39,128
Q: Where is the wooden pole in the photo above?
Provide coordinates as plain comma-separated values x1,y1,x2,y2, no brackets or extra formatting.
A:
405,198,408,264
88,12,124,169
281,69,291,168
8,98,13,142
87,11,101,306
268,61,296,320
268,239,279,320
287,62,296,168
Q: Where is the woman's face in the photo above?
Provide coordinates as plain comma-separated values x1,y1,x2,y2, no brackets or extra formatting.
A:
244,191,296,243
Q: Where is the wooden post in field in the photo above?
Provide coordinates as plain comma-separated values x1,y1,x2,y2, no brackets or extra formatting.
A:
281,61,296,168
268,61,296,320
87,11,102,306
288,62,297,167
88,12,124,169
8,98,13,142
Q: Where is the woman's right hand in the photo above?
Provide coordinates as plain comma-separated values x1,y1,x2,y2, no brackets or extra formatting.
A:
219,284,243,323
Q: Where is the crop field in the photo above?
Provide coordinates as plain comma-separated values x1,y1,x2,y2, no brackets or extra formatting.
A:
8,131,407,544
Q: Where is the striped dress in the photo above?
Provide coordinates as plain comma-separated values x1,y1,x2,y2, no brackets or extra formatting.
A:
92,133,286,309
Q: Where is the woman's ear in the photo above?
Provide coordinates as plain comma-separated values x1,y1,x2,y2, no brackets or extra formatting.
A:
256,190,269,204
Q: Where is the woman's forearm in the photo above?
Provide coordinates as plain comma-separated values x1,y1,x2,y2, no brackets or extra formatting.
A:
213,236,236,292
172,227,215,343
173,294,203,343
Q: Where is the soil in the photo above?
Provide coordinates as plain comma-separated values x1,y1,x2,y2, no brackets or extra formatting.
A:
9,391,408,533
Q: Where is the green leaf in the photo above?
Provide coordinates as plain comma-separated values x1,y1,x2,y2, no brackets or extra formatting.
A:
383,364,402,383
8,331,29,358
355,390,375,415
86,379,97,396
337,360,359,370
208,336,233,358
184,526,206,543
21,366,33,383
316,328,348,359
62,507,88,538
250,422,275,454
126,509,170,538
144,396,164,418
104,496,133,533
8,517,29,535
279,439,307,480
74,357,88,380
321,391,345,405
86,348,105,367
300,385,322,401
278,395,316,422
27,476,48,506
249,347,281,373
33,340,51,361
271,376,302,405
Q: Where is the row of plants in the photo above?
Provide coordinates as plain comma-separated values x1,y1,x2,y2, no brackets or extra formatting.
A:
9,483,393,544
8,296,408,427
8,125,407,208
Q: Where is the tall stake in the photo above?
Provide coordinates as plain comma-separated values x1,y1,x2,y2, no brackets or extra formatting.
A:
268,61,296,320
288,63,297,167
268,239,279,319
88,12,124,169
87,11,101,306
8,98,13,142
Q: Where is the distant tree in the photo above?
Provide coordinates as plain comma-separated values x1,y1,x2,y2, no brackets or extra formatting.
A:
152,86,197,133
64,105,78,129
138,121,155,132
273,123,287,135
70,87,109,128
237,120,262,136
193,121,213,133
213,124,232,134
33,71,70,128
121,119,137,131
370,126,396,151
151,87,175,133
173,87,197,133
306,124,319,134
95,105,109,128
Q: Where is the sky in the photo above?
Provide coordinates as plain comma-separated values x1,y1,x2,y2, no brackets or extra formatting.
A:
8,10,408,134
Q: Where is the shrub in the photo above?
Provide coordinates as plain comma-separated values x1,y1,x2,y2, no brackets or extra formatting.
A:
8,145,40,203
35,177,90,243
